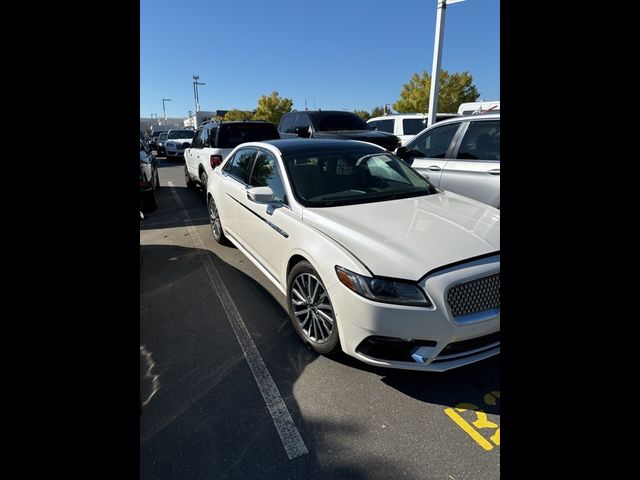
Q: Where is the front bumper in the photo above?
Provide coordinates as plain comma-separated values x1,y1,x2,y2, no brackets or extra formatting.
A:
329,254,500,371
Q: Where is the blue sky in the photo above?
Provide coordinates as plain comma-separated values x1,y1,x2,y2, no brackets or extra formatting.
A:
140,0,499,118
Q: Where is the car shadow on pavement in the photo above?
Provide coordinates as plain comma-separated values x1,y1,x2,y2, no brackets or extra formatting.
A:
140,186,211,231
324,350,500,415
140,243,499,479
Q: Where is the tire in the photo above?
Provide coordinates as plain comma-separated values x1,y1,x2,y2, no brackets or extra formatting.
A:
142,189,157,212
185,166,196,189
154,170,161,190
208,195,228,245
287,261,340,355
199,169,208,190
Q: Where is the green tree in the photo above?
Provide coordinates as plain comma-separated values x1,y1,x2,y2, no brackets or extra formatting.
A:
370,106,386,118
254,91,293,125
222,109,255,121
393,70,479,113
354,110,371,121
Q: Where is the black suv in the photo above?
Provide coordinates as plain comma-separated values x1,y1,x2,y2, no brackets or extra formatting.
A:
278,110,400,151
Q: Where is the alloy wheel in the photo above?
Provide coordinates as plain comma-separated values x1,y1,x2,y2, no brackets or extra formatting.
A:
290,273,334,344
208,197,221,241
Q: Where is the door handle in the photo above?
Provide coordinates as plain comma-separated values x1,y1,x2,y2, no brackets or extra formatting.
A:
427,165,441,171
487,169,500,175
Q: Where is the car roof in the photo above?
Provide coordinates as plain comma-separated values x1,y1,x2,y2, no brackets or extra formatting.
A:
243,138,387,155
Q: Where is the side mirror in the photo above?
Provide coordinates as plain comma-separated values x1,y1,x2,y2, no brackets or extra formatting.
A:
396,146,407,158
247,186,276,203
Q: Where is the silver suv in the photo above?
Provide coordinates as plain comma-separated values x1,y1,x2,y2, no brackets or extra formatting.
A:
396,113,500,208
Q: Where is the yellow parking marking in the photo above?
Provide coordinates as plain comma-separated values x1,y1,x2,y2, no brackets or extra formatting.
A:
472,411,498,430
444,406,494,451
444,392,500,450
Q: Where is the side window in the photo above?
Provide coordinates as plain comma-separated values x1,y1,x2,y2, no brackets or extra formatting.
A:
456,121,500,161
409,123,460,158
402,118,428,135
208,127,218,147
280,115,294,133
191,128,204,148
371,119,394,133
198,128,209,147
249,151,287,203
223,148,256,183
292,114,310,131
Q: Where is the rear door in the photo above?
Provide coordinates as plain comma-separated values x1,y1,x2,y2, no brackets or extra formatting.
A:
439,119,500,208
404,121,462,187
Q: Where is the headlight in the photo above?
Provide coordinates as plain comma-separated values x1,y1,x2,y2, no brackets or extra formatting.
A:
335,266,432,307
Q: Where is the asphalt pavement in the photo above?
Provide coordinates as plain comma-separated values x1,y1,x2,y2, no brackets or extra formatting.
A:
140,157,501,480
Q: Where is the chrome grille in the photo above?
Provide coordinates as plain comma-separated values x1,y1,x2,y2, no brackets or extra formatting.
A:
447,273,500,318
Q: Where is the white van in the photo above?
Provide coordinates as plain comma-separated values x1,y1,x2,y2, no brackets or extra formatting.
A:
457,101,500,116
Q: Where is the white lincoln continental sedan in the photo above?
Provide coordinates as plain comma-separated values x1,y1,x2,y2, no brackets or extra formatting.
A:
206,139,500,371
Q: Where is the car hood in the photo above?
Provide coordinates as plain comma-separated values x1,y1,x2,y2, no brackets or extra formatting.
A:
314,130,399,149
302,192,500,280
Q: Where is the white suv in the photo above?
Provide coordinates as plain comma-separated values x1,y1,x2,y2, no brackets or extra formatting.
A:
164,129,195,161
184,121,280,190
368,113,459,146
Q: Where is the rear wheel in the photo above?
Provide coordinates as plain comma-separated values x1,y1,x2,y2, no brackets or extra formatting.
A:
185,166,196,189
208,195,228,245
287,261,340,355
199,169,208,190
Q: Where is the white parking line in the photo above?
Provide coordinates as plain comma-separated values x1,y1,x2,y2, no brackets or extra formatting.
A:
166,181,309,460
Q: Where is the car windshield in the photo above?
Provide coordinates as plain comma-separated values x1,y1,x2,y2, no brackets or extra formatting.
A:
312,113,370,132
159,134,167,140
168,130,194,139
282,149,437,207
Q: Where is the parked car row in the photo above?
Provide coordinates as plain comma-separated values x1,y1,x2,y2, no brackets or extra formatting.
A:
142,107,500,372
277,110,500,209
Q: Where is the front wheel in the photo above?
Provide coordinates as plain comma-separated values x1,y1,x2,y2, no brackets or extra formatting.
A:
208,195,228,245
287,261,340,355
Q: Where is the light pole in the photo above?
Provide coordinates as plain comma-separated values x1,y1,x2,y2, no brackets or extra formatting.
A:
427,0,464,127
162,98,172,121
192,75,205,113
